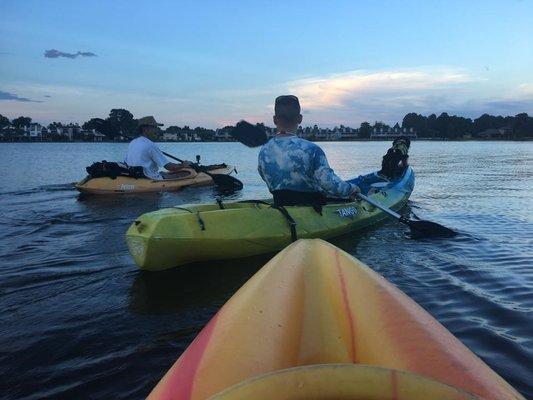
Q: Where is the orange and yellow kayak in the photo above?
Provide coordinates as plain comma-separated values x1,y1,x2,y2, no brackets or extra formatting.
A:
148,239,523,400
76,165,234,194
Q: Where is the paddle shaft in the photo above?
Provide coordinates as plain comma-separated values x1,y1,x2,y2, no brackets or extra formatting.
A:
356,193,403,220
162,151,186,164
164,151,243,190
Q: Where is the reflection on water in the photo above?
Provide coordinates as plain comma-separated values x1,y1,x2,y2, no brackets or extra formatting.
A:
129,254,270,316
0,141,532,399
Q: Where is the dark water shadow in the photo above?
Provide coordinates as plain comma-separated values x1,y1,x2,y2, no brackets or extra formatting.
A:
128,253,274,315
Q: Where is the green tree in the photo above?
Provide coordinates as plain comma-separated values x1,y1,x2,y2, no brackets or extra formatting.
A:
372,121,390,131
12,116,31,129
107,108,136,136
473,113,496,133
0,114,10,128
359,122,372,138
402,113,426,135
166,125,182,132
511,113,533,139
194,126,215,141
82,118,105,131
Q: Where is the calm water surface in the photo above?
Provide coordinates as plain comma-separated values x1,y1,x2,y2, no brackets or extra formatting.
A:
0,141,532,399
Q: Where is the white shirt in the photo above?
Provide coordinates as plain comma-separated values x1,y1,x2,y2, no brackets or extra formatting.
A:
125,136,168,180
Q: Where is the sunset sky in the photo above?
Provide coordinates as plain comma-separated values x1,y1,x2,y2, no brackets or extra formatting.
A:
1,0,532,128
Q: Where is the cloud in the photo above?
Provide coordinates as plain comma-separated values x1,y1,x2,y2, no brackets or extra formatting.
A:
44,95,52,98
44,49,97,59
280,67,533,125
287,67,474,110
0,90,42,102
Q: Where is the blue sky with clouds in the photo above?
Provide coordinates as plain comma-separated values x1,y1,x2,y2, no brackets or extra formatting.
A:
1,0,532,127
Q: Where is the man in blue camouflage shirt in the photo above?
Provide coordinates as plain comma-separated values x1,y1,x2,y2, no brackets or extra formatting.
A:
258,95,360,206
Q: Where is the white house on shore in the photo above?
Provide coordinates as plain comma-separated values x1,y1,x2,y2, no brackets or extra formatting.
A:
23,123,45,138
214,128,233,141
370,126,417,140
162,132,179,141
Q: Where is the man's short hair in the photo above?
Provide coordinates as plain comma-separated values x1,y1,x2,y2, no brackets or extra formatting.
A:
275,95,301,124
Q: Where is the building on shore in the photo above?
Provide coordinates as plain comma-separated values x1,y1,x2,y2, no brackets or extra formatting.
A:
162,132,179,141
267,125,361,141
25,123,44,138
0,123,108,142
214,127,234,141
370,126,417,140
477,127,512,139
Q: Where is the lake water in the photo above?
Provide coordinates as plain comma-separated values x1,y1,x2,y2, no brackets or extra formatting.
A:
0,141,532,399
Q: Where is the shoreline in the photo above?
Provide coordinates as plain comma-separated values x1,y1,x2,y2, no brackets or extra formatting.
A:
1,138,532,143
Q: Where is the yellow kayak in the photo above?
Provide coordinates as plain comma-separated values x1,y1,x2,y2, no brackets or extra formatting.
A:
75,165,235,194
126,167,415,270
148,239,523,400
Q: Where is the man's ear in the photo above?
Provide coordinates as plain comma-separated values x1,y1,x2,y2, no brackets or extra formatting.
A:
273,115,278,125
297,114,303,124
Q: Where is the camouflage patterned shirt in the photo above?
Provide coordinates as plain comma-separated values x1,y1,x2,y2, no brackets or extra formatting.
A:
258,135,356,198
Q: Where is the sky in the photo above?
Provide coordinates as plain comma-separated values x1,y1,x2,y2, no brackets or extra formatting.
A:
1,0,532,128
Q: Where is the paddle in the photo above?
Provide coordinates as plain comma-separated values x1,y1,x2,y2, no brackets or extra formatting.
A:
230,121,269,147
161,151,243,192
356,193,456,238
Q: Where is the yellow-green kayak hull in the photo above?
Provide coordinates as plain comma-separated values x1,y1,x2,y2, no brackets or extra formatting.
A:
126,168,415,270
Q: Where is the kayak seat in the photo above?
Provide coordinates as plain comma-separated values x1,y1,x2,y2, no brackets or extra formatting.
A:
161,168,197,181
348,172,390,195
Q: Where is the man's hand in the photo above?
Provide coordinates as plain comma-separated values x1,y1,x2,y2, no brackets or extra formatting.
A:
349,184,362,201
164,161,193,172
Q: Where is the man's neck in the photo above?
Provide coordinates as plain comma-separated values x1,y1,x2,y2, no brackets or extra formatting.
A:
276,126,298,134
140,134,154,142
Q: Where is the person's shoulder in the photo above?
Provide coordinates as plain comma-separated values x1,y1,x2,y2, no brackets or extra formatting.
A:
292,137,322,153
292,136,316,146
132,136,150,145
142,137,159,148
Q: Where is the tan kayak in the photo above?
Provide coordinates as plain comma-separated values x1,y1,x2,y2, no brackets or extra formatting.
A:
148,239,524,400
75,165,235,194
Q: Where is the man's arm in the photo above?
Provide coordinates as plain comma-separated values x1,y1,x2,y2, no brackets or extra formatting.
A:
312,146,359,199
150,145,190,172
164,161,190,172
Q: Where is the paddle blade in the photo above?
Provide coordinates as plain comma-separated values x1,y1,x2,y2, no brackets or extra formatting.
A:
209,173,243,191
406,219,457,238
230,120,269,148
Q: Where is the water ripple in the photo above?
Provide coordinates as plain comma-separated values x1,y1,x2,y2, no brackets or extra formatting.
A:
1,141,532,399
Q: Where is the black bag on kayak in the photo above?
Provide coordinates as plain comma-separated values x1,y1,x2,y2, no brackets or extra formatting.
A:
86,161,144,179
379,137,410,180
194,163,227,173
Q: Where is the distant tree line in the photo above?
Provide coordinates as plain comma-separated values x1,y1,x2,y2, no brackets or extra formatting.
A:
1,109,532,140
401,112,533,139
165,125,217,141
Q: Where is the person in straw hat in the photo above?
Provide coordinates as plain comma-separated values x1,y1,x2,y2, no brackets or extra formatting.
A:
125,116,191,180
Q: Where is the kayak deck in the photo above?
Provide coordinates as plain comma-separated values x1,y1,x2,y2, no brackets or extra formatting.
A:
126,168,415,270
76,165,234,194
148,239,523,400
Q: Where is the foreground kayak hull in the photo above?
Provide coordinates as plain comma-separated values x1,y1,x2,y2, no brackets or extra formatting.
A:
148,239,523,400
75,166,234,194
126,167,415,270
